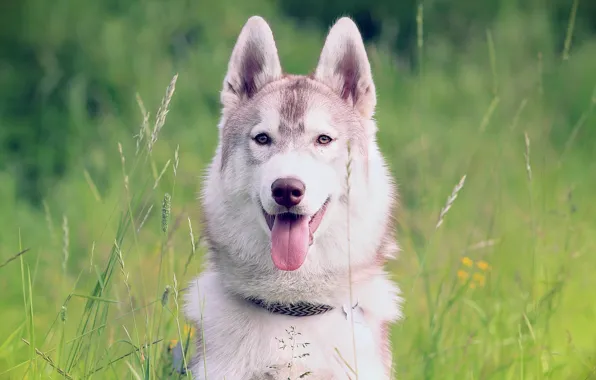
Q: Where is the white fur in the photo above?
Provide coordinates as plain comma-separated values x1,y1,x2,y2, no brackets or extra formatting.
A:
184,16,402,379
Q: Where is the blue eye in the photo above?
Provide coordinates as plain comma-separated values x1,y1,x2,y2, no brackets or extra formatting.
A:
254,133,271,145
317,135,333,145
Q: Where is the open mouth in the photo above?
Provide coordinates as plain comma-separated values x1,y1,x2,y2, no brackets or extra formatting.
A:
262,198,330,243
262,198,330,272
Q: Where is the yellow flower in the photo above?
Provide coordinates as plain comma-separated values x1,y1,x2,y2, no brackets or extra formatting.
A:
184,324,195,338
461,257,473,267
476,260,490,271
457,270,469,281
169,339,179,350
473,273,486,287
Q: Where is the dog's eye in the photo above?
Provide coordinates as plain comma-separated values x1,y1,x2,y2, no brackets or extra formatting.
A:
316,135,333,145
253,133,271,145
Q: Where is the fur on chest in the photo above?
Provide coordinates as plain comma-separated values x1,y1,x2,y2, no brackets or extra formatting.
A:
184,271,401,379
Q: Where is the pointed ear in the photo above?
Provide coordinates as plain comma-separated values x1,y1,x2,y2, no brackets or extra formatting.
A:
221,16,282,110
314,17,376,119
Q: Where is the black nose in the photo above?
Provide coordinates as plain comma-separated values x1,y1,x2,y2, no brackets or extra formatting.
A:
271,178,305,208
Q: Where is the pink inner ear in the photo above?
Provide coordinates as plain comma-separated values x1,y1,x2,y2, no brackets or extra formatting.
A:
313,21,376,119
239,41,266,99
223,16,282,103
336,42,361,104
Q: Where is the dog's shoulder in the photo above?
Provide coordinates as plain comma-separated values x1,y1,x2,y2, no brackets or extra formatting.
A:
352,268,403,323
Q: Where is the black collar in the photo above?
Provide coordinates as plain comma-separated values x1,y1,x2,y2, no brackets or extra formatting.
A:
246,297,334,317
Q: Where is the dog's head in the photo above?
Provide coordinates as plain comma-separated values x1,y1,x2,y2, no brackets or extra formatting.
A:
202,16,395,282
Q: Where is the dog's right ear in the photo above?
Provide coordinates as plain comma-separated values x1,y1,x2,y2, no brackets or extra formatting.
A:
221,16,282,111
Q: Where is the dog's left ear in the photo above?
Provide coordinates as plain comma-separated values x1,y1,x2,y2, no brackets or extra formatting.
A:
314,17,376,119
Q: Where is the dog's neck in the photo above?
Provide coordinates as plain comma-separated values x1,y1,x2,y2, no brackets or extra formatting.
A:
204,209,397,307
210,252,385,307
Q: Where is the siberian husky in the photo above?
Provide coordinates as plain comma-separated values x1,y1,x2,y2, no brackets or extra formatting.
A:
184,15,402,379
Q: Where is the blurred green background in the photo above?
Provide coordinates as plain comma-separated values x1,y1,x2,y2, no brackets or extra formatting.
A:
1,0,595,378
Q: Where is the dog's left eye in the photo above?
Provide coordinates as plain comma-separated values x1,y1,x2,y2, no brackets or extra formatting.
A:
253,133,271,145
316,135,333,145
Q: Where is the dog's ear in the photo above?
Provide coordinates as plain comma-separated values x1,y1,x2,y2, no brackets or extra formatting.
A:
221,16,282,110
314,17,376,119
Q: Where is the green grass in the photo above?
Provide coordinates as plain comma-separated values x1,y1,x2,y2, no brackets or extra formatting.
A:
1,1,596,379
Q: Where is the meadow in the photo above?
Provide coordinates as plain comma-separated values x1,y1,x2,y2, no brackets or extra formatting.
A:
1,0,595,378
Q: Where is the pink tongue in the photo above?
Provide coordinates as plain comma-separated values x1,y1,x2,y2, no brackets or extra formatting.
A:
271,215,310,271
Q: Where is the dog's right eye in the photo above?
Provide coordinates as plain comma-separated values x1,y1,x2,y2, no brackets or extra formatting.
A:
253,133,271,146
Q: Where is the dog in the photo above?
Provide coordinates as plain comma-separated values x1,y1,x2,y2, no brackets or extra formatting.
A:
184,15,402,379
